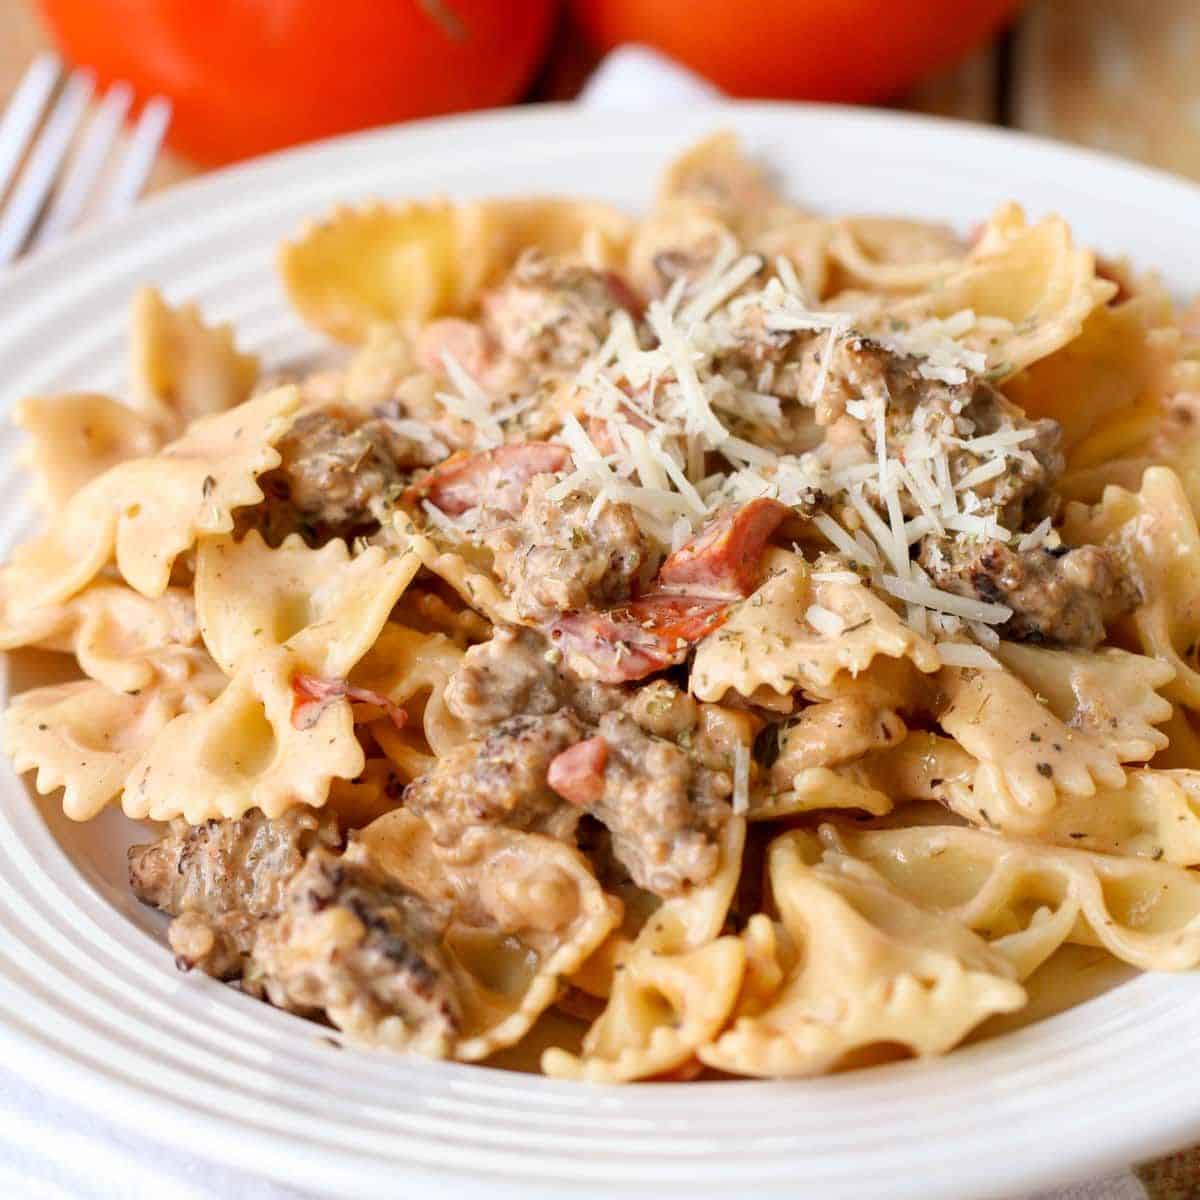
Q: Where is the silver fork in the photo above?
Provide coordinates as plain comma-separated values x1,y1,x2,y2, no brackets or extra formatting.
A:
0,53,171,266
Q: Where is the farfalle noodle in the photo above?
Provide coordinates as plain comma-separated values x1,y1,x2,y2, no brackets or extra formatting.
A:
543,817,746,1082
826,216,966,294
995,642,1173,764
1062,467,1200,711
0,582,199,694
402,527,519,626
937,664,1127,827
1005,281,1180,456
0,386,299,624
890,203,1115,378
354,808,621,1059
129,287,259,433
752,731,974,821
4,653,223,821
691,552,939,703
697,830,1024,1077
196,531,397,675
123,544,420,822
350,623,467,756
13,393,159,509
280,196,633,343
824,822,1200,976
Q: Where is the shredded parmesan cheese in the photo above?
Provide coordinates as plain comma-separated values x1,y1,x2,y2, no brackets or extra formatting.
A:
967,619,1001,649
645,300,728,446
806,604,846,638
438,350,503,446
880,310,988,384
934,451,958,518
774,254,805,299
961,427,1038,455
810,319,849,416
810,570,861,585
955,457,1008,491
681,253,764,323
420,499,458,532
722,434,779,469
732,740,751,815
848,487,908,577
1017,516,1061,552
937,641,1003,670
882,574,1012,624
814,513,880,569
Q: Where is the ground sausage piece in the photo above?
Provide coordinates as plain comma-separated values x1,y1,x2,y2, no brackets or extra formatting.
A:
416,259,639,435
945,383,1062,530
250,848,460,1056
444,625,623,731
804,338,1064,530
491,478,654,622
712,318,877,429
402,710,587,846
549,711,732,896
278,409,404,525
482,251,633,378
253,407,427,543
128,808,339,980
919,537,1140,649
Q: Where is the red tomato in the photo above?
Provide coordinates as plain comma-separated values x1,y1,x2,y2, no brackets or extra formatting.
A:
38,0,558,165
572,0,1022,104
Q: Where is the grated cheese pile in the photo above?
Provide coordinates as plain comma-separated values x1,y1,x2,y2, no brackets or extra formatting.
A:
436,233,1063,662
437,348,504,447
877,310,988,385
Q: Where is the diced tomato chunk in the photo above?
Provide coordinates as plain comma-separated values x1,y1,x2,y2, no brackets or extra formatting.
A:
658,498,790,598
546,499,785,681
625,593,730,642
549,594,727,683
407,442,571,516
550,610,677,683
291,673,409,732
547,736,609,806
603,270,643,318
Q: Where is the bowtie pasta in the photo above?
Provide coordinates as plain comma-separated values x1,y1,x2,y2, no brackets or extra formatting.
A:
7,132,1200,1082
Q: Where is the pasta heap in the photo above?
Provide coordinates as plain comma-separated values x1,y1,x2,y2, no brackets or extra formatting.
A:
5,133,1200,1081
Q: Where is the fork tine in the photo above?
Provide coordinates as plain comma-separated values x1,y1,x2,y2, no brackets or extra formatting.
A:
0,53,60,206
99,96,171,220
34,81,134,247
0,69,94,266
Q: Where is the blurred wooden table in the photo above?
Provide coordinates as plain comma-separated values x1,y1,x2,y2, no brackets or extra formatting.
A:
6,0,1200,193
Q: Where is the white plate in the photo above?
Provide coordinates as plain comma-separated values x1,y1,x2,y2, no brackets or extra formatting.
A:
1,102,1198,1200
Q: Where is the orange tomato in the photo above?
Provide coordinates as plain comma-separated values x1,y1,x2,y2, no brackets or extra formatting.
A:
572,0,1022,104
38,0,559,166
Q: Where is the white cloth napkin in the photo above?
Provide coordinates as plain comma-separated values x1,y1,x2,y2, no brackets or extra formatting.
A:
0,42,1154,1200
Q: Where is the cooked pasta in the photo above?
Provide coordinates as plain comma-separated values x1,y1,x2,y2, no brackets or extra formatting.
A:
7,133,1200,1081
